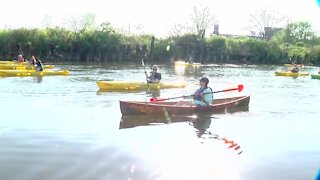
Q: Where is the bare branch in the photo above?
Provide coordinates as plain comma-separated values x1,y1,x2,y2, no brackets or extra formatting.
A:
190,5,216,38
248,7,287,39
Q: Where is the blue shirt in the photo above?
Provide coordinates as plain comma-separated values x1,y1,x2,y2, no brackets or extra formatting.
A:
193,87,213,106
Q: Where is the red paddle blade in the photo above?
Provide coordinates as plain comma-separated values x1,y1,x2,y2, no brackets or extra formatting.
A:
150,97,156,102
150,97,164,102
238,84,244,92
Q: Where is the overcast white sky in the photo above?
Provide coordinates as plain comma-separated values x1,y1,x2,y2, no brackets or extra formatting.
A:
0,0,319,37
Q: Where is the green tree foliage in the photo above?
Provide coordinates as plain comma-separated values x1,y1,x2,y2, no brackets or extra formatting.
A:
286,21,314,44
171,34,204,61
309,45,320,65
0,18,319,65
207,36,226,51
46,27,73,57
152,38,173,61
287,44,309,64
206,36,226,62
0,30,14,59
226,37,284,64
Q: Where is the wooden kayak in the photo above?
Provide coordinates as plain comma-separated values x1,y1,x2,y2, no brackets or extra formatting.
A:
96,81,186,90
0,69,69,77
120,95,250,116
311,74,320,79
275,71,309,77
0,64,55,70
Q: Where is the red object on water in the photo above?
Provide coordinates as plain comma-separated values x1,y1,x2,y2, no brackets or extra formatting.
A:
238,84,244,92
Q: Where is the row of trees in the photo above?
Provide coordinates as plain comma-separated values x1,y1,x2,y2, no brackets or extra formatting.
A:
0,8,319,65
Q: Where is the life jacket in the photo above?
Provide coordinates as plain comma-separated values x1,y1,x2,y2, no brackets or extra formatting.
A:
149,72,161,81
36,60,43,71
193,87,212,101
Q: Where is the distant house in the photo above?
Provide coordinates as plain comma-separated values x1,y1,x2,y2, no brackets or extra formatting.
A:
211,24,282,40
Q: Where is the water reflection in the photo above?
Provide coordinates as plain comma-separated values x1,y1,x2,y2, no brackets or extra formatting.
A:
97,89,160,98
119,114,190,129
146,89,161,98
174,65,203,76
190,114,212,138
120,112,244,153
120,113,216,137
33,76,43,83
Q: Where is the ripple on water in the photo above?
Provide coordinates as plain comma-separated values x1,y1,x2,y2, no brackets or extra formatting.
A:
0,64,319,180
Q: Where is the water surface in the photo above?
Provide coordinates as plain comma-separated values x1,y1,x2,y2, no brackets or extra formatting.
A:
0,63,319,180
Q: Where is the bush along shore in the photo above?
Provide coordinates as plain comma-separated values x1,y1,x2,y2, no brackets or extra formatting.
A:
1,22,319,65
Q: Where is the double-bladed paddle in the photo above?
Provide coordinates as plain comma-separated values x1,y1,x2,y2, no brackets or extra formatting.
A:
150,84,244,102
141,58,149,88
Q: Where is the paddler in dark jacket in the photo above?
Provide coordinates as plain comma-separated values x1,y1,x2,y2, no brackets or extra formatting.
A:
35,58,43,71
291,64,299,73
146,65,161,83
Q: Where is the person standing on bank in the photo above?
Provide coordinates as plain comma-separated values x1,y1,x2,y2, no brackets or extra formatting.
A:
145,65,161,83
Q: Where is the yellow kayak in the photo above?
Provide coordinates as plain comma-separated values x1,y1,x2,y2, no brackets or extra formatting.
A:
0,61,28,65
96,81,186,90
284,64,304,68
174,61,201,67
0,69,69,77
275,71,309,77
0,64,55,70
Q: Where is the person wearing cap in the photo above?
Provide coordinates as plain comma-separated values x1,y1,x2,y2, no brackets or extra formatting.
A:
17,54,25,62
193,77,213,106
146,65,162,83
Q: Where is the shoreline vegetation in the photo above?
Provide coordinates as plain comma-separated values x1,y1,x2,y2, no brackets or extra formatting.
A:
0,22,319,66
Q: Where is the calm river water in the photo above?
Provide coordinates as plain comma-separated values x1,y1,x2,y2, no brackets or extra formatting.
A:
0,63,319,180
